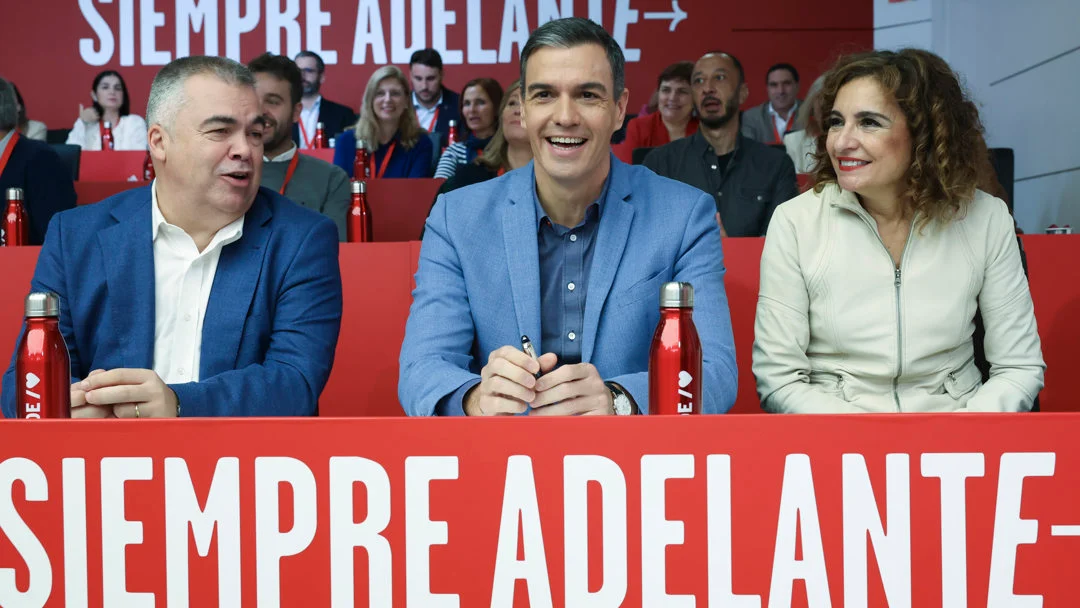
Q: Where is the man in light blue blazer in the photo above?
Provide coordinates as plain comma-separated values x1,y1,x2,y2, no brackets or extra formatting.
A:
1,56,342,419
399,18,738,416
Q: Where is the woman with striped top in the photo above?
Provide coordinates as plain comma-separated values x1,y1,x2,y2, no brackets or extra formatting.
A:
433,78,503,180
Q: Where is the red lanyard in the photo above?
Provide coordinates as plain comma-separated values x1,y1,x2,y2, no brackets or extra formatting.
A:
772,110,796,144
0,132,20,176
373,141,397,178
496,166,506,177
278,152,301,195
425,107,440,132
298,120,313,149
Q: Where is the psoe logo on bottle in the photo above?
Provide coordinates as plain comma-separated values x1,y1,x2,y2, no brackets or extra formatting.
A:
23,372,43,418
677,370,694,413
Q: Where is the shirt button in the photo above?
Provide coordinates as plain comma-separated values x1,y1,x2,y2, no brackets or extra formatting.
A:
177,368,186,376
569,234,578,242
711,164,718,170
568,331,576,341
567,282,576,291
717,191,724,197
184,313,192,322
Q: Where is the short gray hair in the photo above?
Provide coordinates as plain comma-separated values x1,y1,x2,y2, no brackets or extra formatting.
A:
0,78,17,132
520,17,625,98
147,56,255,130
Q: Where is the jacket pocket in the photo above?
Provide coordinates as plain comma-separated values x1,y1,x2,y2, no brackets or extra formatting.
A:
808,371,847,400
616,267,668,309
943,364,982,400
741,187,772,207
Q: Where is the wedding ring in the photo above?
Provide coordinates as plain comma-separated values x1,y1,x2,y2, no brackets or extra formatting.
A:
135,404,141,419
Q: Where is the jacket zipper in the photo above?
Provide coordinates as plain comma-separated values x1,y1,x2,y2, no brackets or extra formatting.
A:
853,210,915,412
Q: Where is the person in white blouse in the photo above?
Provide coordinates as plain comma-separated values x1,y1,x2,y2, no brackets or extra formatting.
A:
65,70,148,151
782,74,825,174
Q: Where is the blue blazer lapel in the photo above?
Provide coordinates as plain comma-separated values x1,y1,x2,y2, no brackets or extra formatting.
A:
582,157,635,362
503,167,542,352
199,194,272,378
97,189,156,369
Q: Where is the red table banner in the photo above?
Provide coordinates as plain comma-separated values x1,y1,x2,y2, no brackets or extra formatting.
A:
0,414,1078,607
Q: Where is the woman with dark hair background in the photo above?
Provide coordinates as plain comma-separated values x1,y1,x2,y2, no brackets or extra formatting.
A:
11,83,47,141
66,69,147,150
433,77,503,180
753,48,1044,414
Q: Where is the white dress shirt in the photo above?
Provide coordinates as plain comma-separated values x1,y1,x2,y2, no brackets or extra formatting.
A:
298,96,321,149
768,102,798,142
65,114,148,151
264,142,298,163
413,92,443,132
151,182,245,384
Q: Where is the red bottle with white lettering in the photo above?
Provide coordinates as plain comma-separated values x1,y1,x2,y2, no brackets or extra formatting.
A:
3,187,28,247
143,149,155,181
16,292,71,419
354,139,371,179
347,180,372,243
313,121,326,148
447,119,459,147
101,121,115,150
648,282,702,415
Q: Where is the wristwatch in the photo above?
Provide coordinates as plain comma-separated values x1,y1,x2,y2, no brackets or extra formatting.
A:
605,382,635,415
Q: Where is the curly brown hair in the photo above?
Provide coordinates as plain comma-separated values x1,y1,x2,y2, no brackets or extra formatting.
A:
811,48,996,227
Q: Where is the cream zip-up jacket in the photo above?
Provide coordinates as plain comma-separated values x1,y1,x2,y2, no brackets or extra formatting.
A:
753,184,1044,413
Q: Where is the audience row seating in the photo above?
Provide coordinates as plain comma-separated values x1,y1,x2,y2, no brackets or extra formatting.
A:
1,235,1076,417
74,178,444,242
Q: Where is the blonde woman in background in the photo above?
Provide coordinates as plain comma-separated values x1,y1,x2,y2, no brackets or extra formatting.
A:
332,65,432,178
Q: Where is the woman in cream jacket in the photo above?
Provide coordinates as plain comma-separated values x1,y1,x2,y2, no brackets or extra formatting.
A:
753,49,1044,414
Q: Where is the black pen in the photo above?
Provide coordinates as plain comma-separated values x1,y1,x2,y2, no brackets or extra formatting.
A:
521,335,542,379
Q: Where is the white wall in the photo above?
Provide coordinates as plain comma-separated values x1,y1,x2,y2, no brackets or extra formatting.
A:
875,0,1080,232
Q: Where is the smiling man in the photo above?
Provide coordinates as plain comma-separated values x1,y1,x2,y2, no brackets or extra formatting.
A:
399,18,738,417
1,56,343,419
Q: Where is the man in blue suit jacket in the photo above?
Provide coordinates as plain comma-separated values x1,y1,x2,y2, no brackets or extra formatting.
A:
0,78,76,245
1,56,342,419
399,18,738,416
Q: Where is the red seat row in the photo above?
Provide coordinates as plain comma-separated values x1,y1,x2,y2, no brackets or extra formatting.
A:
2,235,1078,416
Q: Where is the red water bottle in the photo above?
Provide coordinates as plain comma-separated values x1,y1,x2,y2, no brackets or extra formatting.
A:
354,139,371,179
3,187,28,247
648,282,702,415
347,180,372,242
313,122,326,148
446,119,459,150
16,292,71,419
101,121,115,150
143,149,155,181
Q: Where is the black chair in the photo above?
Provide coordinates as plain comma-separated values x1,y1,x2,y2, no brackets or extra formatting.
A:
49,144,81,181
46,128,71,145
988,148,1015,212
631,146,654,166
610,113,635,144
971,235,1039,411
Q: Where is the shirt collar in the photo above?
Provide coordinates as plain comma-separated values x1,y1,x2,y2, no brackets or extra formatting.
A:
412,91,444,110
0,130,15,158
151,180,246,247
264,141,298,162
691,129,743,159
304,96,322,112
532,173,609,234
768,101,798,120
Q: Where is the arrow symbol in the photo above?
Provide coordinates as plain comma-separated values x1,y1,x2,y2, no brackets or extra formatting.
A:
643,0,688,32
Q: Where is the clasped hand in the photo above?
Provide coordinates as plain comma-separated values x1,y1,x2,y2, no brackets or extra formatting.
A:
70,368,179,419
464,346,613,416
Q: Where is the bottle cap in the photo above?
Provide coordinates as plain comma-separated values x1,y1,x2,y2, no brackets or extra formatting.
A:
449,119,457,127
659,282,694,308
351,180,366,194
317,121,325,128
25,292,60,318
7,187,24,201
104,121,112,128
356,138,366,150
